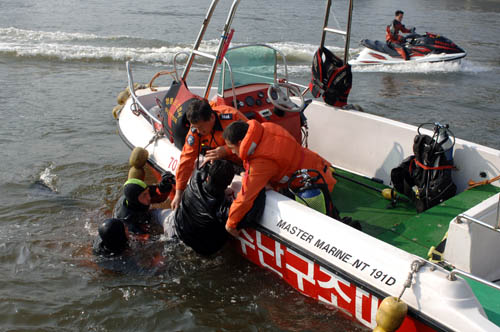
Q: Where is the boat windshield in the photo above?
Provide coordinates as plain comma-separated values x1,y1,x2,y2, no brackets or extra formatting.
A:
218,45,277,94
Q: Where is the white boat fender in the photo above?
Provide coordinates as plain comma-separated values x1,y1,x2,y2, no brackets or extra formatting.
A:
373,260,424,332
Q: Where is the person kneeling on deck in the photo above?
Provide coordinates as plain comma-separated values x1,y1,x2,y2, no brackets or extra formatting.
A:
113,172,175,237
171,98,248,210
222,120,337,237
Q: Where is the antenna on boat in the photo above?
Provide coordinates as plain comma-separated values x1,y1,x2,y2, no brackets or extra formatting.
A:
320,0,354,64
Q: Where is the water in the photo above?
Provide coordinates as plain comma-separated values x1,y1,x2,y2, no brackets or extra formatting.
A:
0,0,499,330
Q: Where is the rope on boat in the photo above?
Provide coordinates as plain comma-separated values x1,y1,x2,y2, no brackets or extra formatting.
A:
397,260,425,301
466,174,500,190
373,260,425,332
144,131,163,149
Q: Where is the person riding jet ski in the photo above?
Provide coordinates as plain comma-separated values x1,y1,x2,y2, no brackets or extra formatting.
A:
386,10,415,60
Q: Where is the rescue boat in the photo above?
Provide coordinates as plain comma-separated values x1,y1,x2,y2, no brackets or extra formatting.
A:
112,1,500,330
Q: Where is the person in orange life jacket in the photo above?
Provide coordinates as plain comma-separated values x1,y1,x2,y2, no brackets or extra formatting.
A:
171,98,248,210
386,10,415,60
113,172,175,237
222,120,336,237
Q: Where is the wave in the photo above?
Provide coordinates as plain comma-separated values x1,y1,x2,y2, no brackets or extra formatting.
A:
0,27,351,66
351,59,488,74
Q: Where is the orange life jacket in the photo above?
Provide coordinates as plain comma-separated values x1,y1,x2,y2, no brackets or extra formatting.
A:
226,120,336,229
175,104,248,191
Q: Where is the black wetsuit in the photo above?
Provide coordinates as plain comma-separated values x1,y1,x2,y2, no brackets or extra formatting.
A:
113,185,165,235
174,170,232,256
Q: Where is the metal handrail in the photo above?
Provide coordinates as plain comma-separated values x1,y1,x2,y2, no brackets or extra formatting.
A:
448,269,500,291
182,0,220,80
125,61,162,126
320,0,354,64
204,0,241,99
456,214,500,233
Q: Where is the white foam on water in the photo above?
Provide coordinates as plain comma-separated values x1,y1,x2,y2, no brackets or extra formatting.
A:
351,59,489,74
39,164,58,193
0,27,355,67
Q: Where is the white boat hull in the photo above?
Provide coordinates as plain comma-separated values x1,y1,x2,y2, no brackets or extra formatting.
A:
116,85,500,331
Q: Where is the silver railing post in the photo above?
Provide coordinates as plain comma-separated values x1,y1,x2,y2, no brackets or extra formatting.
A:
182,0,220,81
204,0,240,99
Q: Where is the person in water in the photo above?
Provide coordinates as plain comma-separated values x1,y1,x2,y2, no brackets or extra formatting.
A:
171,98,248,210
222,120,336,237
100,160,265,257
386,10,415,60
113,172,175,237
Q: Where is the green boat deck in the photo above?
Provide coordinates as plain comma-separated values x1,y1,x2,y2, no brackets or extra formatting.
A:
332,168,500,258
331,168,500,326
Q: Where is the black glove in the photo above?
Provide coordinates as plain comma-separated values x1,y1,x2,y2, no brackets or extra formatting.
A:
410,27,416,34
158,171,175,193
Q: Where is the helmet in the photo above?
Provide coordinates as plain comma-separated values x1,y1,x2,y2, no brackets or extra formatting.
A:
98,218,128,255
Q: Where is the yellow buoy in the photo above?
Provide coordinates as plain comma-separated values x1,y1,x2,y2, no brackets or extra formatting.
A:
129,147,149,168
128,166,145,181
373,296,407,332
112,104,123,119
117,89,130,105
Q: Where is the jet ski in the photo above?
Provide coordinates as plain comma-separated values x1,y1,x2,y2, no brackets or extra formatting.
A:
350,32,466,65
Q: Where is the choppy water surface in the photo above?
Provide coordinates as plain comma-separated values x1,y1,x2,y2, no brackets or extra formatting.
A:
1,0,499,330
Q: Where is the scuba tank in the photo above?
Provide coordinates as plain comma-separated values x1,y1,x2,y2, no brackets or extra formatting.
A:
391,122,457,213
288,169,332,216
288,169,362,230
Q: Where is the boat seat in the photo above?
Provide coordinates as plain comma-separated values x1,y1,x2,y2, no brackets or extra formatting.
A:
360,39,400,57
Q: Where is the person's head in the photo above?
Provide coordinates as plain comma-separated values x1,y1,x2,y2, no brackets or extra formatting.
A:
205,160,235,194
222,120,249,156
186,99,216,136
124,178,151,208
395,10,404,21
98,218,129,255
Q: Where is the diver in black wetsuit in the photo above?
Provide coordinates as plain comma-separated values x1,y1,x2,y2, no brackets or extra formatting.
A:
113,173,175,236
97,160,265,261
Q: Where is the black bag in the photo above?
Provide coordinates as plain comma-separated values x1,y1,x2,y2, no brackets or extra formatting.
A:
309,47,352,107
391,134,456,213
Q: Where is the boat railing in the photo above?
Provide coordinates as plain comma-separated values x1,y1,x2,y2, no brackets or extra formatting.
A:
320,0,354,64
179,0,241,100
420,259,500,292
456,214,500,232
125,61,162,127
447,268,500,291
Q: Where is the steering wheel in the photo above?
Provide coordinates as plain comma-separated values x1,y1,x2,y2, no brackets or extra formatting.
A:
267,82,305,113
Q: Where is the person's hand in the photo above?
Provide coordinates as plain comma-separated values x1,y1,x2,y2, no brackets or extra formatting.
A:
225,223,240,237
171,189,183,210
410,27,416,34
202,146,229,166
158,171,175,193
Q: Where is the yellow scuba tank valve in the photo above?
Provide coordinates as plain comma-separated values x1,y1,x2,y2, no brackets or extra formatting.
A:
373,296,408,332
